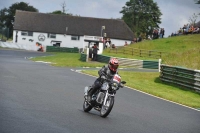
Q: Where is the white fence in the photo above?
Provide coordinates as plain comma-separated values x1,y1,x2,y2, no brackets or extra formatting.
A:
0,41,44,51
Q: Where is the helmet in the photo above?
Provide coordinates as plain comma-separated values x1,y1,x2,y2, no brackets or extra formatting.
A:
108,58,119,72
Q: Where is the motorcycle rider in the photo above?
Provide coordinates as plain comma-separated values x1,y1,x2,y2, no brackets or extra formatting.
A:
87,58,119,102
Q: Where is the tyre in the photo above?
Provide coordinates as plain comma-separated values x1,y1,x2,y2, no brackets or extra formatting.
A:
83,99,93,112
100,96,114,118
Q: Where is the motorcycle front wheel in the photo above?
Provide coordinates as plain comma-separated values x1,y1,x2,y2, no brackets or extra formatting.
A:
83,99,93,112
100,96,114,118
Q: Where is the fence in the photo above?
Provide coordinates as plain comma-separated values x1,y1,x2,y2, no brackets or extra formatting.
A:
46,46,79,53
160,64,200,91
109,48,165,59
80,53,161,70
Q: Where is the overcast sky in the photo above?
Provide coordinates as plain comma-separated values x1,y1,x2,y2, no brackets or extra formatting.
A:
0,0,200,37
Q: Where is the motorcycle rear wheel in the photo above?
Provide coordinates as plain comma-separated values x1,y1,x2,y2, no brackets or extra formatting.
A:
100,96,114,118
83,99,93,112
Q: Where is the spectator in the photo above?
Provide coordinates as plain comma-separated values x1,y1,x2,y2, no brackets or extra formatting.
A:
153,28,159,39
89,45,93,58
148,35,152,40
178,28,183,35
133,37,137,43
159,28,163,38
137,36,142,42
193,26,200,34
92,44,99,61
185,24,190,34
112,44,116,49
106,41,110,48
103,37,107,49
162,28,165,38
124,41,128,46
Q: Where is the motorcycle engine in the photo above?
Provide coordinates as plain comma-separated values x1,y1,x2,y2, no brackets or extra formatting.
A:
96,92,105,104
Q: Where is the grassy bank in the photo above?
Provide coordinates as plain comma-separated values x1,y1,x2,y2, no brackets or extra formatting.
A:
103,34,200,70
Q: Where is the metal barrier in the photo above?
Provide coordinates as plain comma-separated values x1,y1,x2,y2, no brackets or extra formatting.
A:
80,53,161,70
160,64,200,91
80,53,87,62
109,48,165,59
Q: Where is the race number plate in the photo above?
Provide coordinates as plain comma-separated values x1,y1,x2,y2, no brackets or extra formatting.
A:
113,74,121,83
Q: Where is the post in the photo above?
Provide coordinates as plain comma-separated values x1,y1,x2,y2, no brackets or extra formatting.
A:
132,48,133,55
101,26,105,37
86,48,89,62
158,59,162,72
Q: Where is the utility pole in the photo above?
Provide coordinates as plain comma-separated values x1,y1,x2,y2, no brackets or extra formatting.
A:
61,1,66,14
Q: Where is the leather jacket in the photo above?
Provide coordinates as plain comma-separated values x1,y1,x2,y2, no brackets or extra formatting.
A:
98,65,118,81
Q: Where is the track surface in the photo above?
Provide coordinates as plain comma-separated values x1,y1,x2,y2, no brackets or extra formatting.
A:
0,49,200,133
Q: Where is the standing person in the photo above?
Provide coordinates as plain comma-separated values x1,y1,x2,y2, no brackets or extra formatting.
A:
159,28,163,38
89,45,93,59
186,24,190,34
162,28,165,38
103,37,106,49
124,41,128,46
92,44,99,61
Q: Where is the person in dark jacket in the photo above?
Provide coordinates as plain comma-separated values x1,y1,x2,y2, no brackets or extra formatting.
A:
87,58,119,102
92,44,99,61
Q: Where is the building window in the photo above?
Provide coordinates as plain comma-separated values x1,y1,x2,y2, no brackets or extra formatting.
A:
48,33,56,38
21,31,33,36
71,36,80,40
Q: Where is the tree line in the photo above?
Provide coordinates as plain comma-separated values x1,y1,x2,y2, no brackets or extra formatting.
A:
0,0,200,39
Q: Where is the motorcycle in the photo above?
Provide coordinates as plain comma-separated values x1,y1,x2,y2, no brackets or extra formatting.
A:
83,73,126,118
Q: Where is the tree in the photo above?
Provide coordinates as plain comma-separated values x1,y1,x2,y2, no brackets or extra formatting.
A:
195,0,200,15
195,0,200,4
0,2,38,38
49,10,73,16
120,0,162,38
0,8,7,28
189,13,198,26
49,2,73,16
61,1,68,14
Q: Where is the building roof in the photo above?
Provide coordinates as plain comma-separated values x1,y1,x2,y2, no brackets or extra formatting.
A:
14,10,134,40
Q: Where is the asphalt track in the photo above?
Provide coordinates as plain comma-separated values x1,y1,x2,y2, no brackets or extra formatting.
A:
0,49,200,133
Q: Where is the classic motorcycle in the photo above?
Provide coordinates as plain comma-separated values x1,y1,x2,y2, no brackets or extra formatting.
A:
83,73,126,118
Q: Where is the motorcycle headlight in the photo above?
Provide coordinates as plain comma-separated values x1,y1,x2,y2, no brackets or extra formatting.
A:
112,85,117,91
101,82,109,90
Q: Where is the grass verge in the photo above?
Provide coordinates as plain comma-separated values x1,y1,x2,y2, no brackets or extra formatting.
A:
31,52,105,67
81,70,200,109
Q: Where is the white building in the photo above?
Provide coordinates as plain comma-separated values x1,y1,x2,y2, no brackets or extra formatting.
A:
13,10,134,52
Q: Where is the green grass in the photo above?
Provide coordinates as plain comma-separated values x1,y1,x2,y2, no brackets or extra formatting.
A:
31,52,105,67
30,34,200,109
103,34,200,69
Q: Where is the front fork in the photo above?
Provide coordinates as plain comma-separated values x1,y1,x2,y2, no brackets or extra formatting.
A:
103,90,114,106
84,86,89,96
